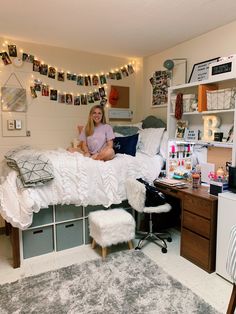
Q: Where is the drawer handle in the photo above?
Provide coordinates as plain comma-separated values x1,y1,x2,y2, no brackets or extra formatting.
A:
65,224,74,228
33,229,43,234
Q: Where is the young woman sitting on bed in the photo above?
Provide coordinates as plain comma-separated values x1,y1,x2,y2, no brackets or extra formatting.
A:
68,105,115,161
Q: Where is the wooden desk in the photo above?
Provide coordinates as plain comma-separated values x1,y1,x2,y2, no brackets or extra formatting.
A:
154,182,218,273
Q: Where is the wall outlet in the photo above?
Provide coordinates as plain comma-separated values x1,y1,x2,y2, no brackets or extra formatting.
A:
26,130,31,137
7,120,15,130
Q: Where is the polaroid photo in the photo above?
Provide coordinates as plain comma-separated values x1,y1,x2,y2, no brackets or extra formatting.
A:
8,45,17,57
58,93,66,103
100,98,107,107
33,60,41,72
115,71,122,80
127,64,134,74
34,79,42,91
92,75,99,86
87,94,94,104
40,64,48,76
71,74,77,81
50,89,58,101
57,71,65,82
77,75,84,86
81,94,87,105
99,87,106,98
121,67,129,77
42,85,49,96
22,53,34,63
30,86,37,99
93,91,101,101
99,74,107,85
48,67,56,79
74,96,80,106
1,52,12,65
67,73,72,80
84,76,91,86
108,72,116,79
66,94,73,104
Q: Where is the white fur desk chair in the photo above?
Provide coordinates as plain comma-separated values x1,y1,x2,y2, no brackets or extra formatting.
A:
125,178,172,253
226,224,236,314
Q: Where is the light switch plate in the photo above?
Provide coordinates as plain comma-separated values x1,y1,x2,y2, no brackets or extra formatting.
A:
2,112,26,137
15,120,22,129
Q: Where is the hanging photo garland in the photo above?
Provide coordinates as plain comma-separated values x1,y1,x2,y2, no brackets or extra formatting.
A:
0,41,135,107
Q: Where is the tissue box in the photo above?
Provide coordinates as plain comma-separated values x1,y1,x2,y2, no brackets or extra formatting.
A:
209,180,229,196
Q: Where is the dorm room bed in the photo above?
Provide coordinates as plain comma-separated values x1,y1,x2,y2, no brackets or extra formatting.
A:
0,117,167,267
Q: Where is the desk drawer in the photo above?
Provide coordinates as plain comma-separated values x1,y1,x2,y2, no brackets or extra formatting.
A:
183,195,211,219
183,211,210,238
181,228,210,271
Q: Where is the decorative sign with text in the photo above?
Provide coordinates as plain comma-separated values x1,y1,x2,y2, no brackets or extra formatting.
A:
188,57,219,83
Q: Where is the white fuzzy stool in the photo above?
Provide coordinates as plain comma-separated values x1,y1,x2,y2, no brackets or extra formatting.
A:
88,208,135,258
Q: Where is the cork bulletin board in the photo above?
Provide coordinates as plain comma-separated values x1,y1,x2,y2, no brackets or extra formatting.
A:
110,85,129,108
207,146,232,170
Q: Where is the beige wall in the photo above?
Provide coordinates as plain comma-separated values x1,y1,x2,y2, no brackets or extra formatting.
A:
142,20,236,122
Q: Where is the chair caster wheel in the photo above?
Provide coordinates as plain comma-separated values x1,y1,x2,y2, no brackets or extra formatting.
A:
162,247,167,253
167,237,172,242
135,246,141,250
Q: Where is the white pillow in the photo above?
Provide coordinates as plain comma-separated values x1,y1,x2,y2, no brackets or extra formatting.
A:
137,128,165,156
160,130,168,160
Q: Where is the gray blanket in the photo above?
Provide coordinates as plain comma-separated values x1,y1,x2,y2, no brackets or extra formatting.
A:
4,146,54,188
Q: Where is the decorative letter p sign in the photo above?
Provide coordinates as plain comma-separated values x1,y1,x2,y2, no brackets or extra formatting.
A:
202,115,221,141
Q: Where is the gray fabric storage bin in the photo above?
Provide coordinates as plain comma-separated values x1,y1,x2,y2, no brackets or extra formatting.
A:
22,226,54,258
55,204,83,222
56,219,83,251
30,207,53,227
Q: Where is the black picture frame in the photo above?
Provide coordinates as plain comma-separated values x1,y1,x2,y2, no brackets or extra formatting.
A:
188,57,219,83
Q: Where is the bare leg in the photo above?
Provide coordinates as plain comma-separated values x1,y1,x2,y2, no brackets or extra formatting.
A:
93,147,115,161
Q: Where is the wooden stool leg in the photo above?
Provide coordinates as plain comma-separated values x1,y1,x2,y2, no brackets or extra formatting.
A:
102,247,107,259
227,284,236,314
91,239,96,249
128,240,133,250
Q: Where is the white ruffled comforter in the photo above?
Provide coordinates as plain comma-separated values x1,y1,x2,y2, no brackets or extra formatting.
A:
0,149,163,230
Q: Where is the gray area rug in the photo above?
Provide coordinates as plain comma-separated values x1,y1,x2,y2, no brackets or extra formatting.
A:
0,250,220,314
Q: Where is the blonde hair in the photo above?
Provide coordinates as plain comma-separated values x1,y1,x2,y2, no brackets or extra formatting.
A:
85,105,106,136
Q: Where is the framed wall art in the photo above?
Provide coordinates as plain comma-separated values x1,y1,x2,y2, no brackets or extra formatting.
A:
188,57,219,83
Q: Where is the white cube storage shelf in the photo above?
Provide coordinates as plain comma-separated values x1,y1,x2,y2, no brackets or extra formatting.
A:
22,202,132,259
